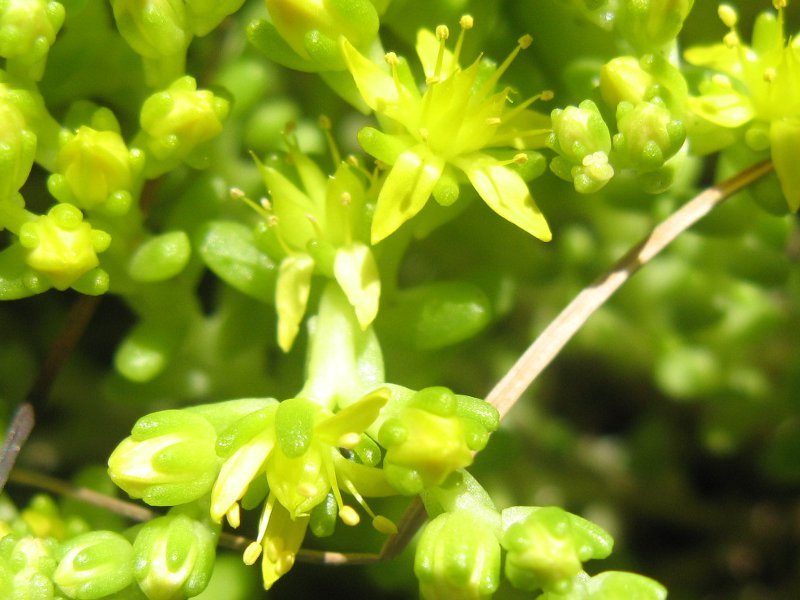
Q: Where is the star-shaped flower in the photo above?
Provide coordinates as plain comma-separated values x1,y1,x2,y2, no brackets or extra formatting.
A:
341,15,553,244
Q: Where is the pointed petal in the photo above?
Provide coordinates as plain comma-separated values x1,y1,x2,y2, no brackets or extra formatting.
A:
416,28,455,80
333,243,380,329
455,154,551,241
688,91,754,128
275,254,315,351
315,387,390,445
340,38,398,113
371,145,444,243
256,160,317,248
260,500,309,590
210,432,274,523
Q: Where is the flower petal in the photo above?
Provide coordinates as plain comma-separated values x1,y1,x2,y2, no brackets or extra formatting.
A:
455,154,551,242
334,243,380,329
260,499,309,590
340,37,398,113
315,386,390,445
371,144,444,243
210,431,274,523
275,254,315,351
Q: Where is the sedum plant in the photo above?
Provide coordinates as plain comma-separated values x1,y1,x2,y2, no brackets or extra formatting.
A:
2,0,800,598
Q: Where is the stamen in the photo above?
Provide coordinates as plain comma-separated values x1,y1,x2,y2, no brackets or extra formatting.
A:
341,478,398,535
340,192,352,206
305,213,324,239
233,187,272,220
321,449,348,518
384,52,407,96
501,90,555,124
319,115,341,166
419,127,430,142
226,503,241,529
267,215,294,257
764,67,777,82
452,15,473,67
723,31,739,48
773,0,787,9
486,117,502,126
478,34,533,98
243,541,262,565
256,493,277,546
282,121,299,151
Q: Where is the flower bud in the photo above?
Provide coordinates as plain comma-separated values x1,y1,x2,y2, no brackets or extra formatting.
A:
184,0,245,36
19,203,110,291
379,387,475,495
0,534,59,600
615,0,695,53
133,513,217,600
53,531,134,599
0,103,37,201
108,409,220,506
548,100,614,194
110,0,190,86
599,57,653,108
0,0,65,80
541,571,668,599
613,100,685,172
139,76,230,174
501,507,613,594
48,126,144,212
264,0,379,68
414,511,501,600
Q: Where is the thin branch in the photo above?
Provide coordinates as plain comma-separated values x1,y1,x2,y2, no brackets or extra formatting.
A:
0,405,35,492
0,295,101,493
386,159,775,558
486,159,773,418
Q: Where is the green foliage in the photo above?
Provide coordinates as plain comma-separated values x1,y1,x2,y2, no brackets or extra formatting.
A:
2,0,800,598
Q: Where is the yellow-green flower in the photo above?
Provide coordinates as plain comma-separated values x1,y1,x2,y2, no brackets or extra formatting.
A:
685,2,800,209
210,390,396,589
251,146,379,351
341,16,552,244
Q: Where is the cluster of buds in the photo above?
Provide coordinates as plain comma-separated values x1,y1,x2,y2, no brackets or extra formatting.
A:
414,471,666,600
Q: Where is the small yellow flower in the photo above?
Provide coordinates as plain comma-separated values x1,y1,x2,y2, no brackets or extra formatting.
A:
342,16,552,244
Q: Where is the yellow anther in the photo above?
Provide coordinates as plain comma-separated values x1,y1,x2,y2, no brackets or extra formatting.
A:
260,197,272,211
243,542,262,565
711,73,732,88
384,52,399,66
764,67,777,82
229,187,245,200
372,515,399,535
318,115,332,130
541,90,555,101
339,506,360,526
338,432,361,448
718,5,738,28
518,34,533,49
226,503,241,529
436,25,450,41
513,152,529,165
340,191,352,206
267,215,280,227
459,14,474,30
773,0,787,9
419,127,430,142
486,117,502,126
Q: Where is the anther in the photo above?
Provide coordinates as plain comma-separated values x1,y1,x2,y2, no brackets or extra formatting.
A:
723,31,739,48
339,506,360,526
372,516,399,535
541,90,555,101
340,191,352,206
243,542,262,565
773,0,787,9
764,67,777,82
518,34,533,49
459,14,474,30
486,117,502,126
436,25,450,40
718,5,738,28
513,152,529,165
384,52,399,66
226,503,241,529
229,187,245,200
